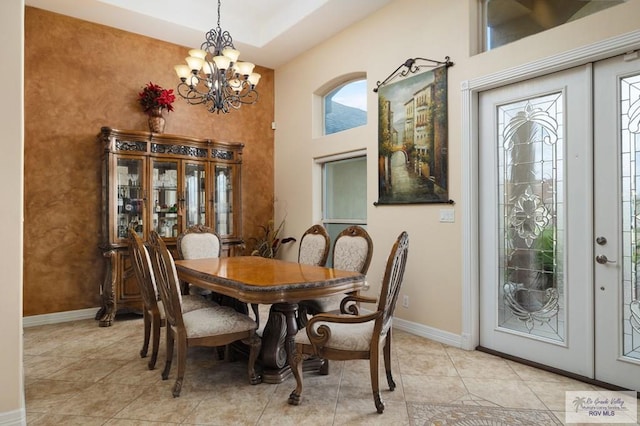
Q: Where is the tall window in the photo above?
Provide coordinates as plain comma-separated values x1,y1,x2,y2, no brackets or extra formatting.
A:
324,79,367,135
481,0,626,52
321,155,367,266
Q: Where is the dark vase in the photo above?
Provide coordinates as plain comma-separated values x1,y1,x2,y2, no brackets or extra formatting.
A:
148,108,166,133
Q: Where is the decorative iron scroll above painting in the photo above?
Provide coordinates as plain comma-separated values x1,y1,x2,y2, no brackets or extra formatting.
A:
374,57,454,205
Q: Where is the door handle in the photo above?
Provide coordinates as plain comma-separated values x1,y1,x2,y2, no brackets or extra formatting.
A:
595,255,616,264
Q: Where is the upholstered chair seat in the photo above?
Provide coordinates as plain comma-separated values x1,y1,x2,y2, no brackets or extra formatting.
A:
294,318,378,352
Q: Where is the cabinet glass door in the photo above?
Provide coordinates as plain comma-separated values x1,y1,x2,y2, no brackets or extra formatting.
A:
152,160,179,238
214,165,233,236
116,157,144,239
184,162,206,228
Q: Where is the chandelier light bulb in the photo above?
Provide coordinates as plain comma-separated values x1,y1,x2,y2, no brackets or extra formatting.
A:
213,55,231,71
235,62,255,77
222,48,240,63
248,72,261,87
174,64,191,81
202,61,213,75
188,49,207,60
185,56,204,72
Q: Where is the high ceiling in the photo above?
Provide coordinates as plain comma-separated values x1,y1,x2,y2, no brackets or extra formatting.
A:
25,0,393,69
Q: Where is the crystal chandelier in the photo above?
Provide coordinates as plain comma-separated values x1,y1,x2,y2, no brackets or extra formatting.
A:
173,0,260,114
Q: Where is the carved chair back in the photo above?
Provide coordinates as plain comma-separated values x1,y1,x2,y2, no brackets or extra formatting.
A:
177,225,221,260
297,224,330,266
376,231,409,337
332,225,373,274
128,228,159,310
148,230,185,330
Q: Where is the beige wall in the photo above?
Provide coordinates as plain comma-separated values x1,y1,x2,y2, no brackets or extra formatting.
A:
274,0,640,335
1,0,24,421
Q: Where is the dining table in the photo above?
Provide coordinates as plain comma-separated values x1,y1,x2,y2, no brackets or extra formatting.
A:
174,255,365,383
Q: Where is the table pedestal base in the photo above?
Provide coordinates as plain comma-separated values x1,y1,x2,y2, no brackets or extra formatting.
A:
257,302,327,384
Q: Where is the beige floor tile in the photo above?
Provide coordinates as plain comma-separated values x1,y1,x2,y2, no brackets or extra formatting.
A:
462,377,547,409
402,374,467,404
44,381,148,418
23,354,84,380
446,348,521,380
113,384,203,423
334,396,410,425
47,358,129,383
25,379,95,412
506,360,585,384
397,352,459,377
23,318,619,425
27,413,110,425
180,384,274,424
526,379,598,411
99,357,165,386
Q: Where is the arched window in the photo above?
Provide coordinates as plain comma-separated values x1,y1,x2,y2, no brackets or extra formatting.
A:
323,78,367,135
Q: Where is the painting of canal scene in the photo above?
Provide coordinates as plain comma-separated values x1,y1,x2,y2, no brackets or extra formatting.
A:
376,65,449,204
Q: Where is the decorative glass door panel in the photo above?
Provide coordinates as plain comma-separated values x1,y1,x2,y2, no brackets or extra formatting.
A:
116,157,144,240
620,73,640,362
152,159,179,238
479,65,593,377
214,165,233,236
184,162,206,228
497,94,564,342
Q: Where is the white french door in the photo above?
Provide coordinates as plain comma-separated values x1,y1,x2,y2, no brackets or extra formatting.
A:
593,54,640,390
479,55,640,391
479,65,594,377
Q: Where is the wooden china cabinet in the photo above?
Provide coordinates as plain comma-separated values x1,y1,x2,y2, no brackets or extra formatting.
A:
95,127,244,326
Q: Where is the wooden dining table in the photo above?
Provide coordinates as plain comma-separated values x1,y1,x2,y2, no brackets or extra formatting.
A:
174,255,365,383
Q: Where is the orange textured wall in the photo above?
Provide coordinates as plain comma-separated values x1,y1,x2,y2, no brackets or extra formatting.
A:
24,7,275,316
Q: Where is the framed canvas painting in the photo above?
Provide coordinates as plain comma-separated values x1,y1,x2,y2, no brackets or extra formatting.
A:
376,64,450,204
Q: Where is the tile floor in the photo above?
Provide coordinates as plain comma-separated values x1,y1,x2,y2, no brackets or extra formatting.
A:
23,313,633,425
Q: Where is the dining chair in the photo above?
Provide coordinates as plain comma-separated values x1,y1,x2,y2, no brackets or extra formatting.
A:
297,224,330,266
299,225,373,316
178,224,259,326
128,228,216,370
176,225,221,295
147,230,261,397
288,231,409,414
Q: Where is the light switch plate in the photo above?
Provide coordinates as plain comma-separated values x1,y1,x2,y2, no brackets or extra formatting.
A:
439,208,455,223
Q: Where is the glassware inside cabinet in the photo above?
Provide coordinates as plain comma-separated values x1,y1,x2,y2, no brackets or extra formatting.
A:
184,162,206,228
152,160,179,238
214,165,233,236
116,157,144,239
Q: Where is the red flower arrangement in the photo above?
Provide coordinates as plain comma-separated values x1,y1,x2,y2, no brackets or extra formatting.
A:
138,82,175,115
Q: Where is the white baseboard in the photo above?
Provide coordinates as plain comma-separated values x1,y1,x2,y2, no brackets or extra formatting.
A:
358,308,466,349
0,408,25,426
22,307,99,328
392,316,465,348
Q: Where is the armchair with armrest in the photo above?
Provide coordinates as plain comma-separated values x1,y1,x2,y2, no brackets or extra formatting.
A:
288,231,409,414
